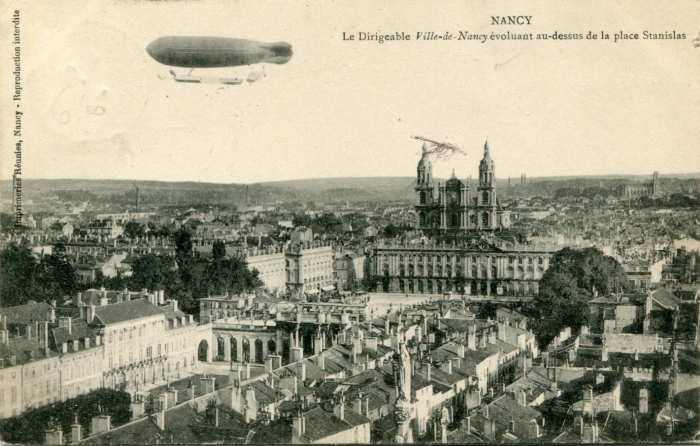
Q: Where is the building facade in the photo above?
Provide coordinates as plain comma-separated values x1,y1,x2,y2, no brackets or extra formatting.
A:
372,236,556,295
416,141,510,233
285,243,334,293
245,250,287,293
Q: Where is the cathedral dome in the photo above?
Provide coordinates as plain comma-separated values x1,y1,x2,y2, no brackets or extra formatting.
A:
445,170,464,188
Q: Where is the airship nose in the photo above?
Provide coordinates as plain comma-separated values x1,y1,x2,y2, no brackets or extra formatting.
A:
268,42,293,63
146,38,166,63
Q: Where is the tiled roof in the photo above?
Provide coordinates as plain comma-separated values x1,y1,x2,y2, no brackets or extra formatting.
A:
302,406,355,443
0,337,57,365
50,319,97,346
243,380,284,407
92,299,165,325
0,302,53,324
652,289,680,310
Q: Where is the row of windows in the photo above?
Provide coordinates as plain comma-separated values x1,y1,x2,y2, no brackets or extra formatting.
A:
383,254,546,265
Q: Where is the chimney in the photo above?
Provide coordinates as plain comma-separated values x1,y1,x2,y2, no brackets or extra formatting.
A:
318,352,325,370
170,299,179,313
509,417,515,433
87,305,96,324
484,403,489,419
467,325,476,350
333,396,345,421
154,409,165,431
26,324,32,341
363,395,369,417
292,412,306,442
461,415,472,434
84,337,90,349
426,363,432,381
91,415,112,436
62,342,68,353
44,428,63,445
365,337,378,351
299,361,307,382
71,417,82,443
353,333,362,355
488,329,496,344
517,389,527,406
596,373,605,385
442,360,452,375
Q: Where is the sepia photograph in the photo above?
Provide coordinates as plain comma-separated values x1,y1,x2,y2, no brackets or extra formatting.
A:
0,0,699,443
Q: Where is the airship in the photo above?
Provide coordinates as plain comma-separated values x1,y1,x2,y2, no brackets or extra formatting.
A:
147,36,291,84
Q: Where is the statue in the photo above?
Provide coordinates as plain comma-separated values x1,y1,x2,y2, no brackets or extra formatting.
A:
398,342,411,402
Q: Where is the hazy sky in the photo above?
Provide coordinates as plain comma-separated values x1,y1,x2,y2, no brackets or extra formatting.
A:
2,0,699,184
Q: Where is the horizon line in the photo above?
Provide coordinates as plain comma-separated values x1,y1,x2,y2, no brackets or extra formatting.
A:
2,172,700,186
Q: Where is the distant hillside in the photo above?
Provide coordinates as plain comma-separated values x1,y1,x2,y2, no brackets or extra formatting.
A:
1,173,698,207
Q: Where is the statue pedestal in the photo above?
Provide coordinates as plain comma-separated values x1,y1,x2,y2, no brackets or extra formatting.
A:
395,399,414,444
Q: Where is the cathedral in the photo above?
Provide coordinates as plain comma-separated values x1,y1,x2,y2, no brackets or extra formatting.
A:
369,140,557,296
415,140,510,233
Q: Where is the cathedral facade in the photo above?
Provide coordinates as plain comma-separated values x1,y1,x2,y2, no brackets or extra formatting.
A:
371,140,557,296
415,141,510,233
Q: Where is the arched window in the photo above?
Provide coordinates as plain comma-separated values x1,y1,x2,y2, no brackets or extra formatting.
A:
420,191,426,204
482,191,489,205
482,212,489,226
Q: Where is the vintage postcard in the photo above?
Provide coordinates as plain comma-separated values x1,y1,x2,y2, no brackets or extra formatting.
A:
0,0,699,444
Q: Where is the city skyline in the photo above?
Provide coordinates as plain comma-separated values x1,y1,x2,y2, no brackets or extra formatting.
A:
1,1,699,185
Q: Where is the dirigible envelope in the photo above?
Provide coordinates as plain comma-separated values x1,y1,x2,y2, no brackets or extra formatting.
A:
146,36,292,68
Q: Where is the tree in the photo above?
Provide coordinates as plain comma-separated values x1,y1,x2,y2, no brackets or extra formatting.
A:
212,240,226,260
202,257,263,296
37,243,77,299
0,244,41,306
311,213,343,235
530,247,629,349
0,389,131,445
174,227,193,260
292,214,312,228
129,254,180,291
383,223,411,238
123,221,145,239
361,256,375,291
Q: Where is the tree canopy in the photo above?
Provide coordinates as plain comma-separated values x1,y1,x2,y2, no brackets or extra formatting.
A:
0,243,77,307
528,247,629,349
